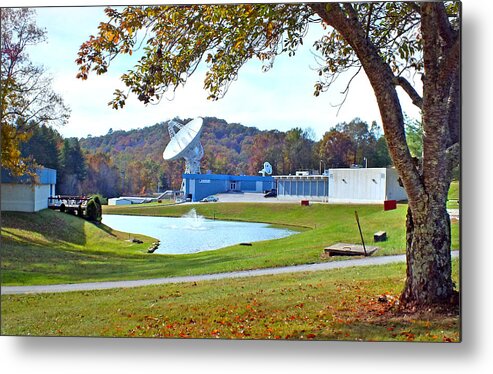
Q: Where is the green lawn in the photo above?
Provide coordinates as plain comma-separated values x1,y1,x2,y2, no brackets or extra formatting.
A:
0,258,460,341
101,199,459,254
447,180,460,209
1,195,461,342
1,201,459,286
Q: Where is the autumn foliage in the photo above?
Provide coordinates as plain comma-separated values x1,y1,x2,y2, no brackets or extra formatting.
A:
1,9,69,176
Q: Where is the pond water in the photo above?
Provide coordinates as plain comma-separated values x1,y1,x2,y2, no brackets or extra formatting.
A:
102,209,296,254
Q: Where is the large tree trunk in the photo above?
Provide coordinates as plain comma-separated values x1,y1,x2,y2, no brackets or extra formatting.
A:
399,3,460,307
312,2,460,310
401,204,454,307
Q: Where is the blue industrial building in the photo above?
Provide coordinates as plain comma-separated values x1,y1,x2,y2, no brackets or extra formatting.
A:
183,174,275,202
181,168,407,204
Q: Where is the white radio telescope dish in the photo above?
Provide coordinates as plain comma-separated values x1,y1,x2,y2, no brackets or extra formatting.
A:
163,117,204,175
259,161,272,177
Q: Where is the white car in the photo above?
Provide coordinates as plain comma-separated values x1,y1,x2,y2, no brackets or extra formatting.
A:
200,195,218,202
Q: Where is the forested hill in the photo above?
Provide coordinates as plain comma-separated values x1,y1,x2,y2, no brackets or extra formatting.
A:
23,116,390,196
79,117,267,191
81,117,258,163
77,116,391,195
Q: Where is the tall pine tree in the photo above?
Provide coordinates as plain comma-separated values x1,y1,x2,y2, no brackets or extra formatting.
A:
58,138,87,195
21,124,62,170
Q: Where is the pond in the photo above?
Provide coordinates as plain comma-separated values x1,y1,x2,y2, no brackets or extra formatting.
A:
102,209,296,254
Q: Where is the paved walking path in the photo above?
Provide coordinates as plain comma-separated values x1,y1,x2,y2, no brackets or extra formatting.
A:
2,251,459,295
447,209,460,220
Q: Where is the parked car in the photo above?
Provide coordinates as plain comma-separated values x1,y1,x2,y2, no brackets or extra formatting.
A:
264,189,277,198
200,195,219,202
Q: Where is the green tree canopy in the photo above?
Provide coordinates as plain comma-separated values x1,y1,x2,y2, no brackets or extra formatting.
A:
58,138,87,194
374,136,392,168
283,127,316,173
333,118,382,167
404,114,423,158
318,129,354,168
21,124,63,170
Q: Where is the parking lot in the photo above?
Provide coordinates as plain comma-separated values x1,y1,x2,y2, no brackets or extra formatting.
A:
196,192,289,203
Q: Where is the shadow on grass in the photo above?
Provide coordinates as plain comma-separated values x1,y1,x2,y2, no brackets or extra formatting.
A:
94,222,117,237
0,236,250,285
284,317,460,342
1,210,88,246
0,241,149,285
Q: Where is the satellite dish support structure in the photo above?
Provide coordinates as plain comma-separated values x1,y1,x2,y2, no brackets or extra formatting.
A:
259,161,273,177
163,118,205,193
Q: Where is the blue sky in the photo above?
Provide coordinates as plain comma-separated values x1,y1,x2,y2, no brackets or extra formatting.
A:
23,3,422,140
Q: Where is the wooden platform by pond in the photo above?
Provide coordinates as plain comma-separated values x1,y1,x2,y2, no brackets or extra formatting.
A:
323,243,379,257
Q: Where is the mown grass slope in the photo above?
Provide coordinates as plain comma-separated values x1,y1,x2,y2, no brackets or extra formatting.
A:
1,210,157,285
1,201,459,286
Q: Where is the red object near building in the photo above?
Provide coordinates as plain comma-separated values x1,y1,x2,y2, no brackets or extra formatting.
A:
301,200,310,206
384,200,397,211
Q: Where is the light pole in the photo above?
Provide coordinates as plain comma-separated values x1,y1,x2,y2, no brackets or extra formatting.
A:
319,160,326,175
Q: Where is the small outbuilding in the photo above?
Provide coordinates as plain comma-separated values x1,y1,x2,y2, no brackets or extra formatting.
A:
108,197,133,205
1,168,57,212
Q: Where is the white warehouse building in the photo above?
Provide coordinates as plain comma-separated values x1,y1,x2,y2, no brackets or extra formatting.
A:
327,167,407,203
274,168,407,204
1,168,57,212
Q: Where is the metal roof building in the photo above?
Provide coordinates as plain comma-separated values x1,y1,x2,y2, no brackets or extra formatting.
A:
274,172,329,202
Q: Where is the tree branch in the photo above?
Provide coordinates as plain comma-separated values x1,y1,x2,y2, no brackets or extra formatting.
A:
439,35,460,84
365,3,374,39
408,2,421,14
394,76,423,109
445,142,460,173
309,2,425,206
333,66,362,115
435,2,457,46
